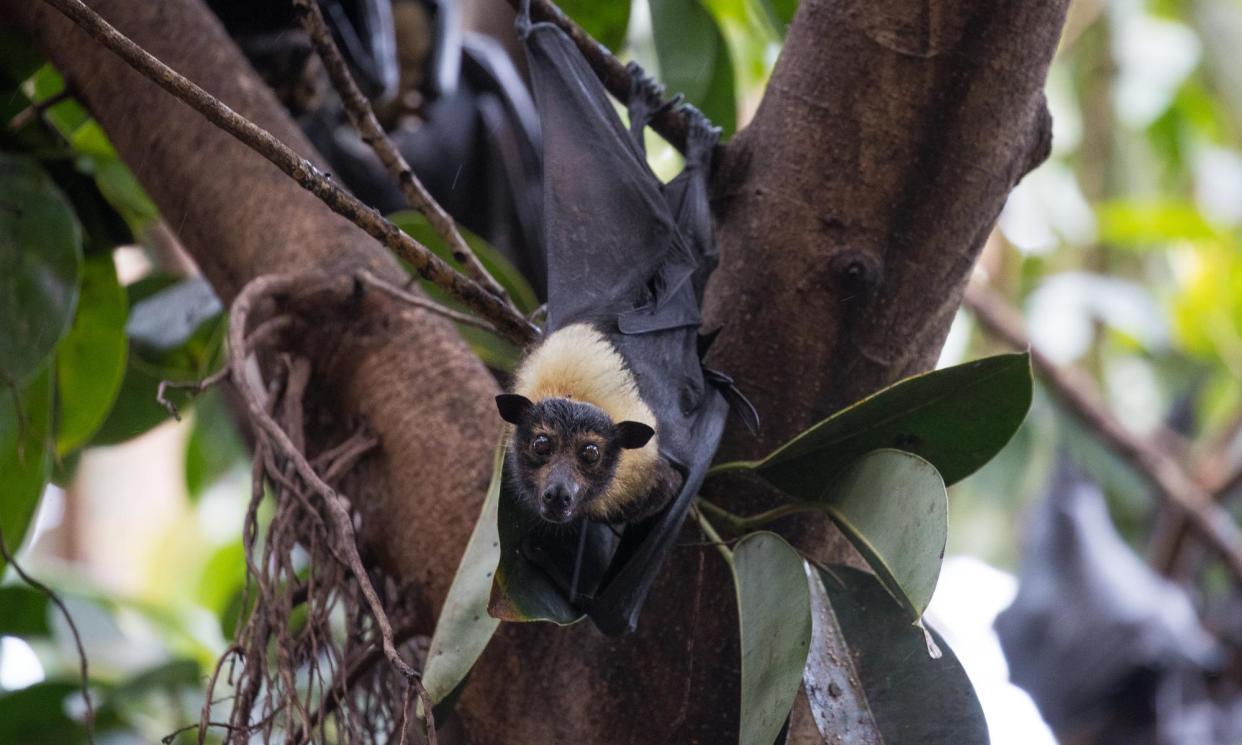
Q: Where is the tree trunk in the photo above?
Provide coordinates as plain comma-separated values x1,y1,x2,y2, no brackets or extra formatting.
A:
2,0,1068,742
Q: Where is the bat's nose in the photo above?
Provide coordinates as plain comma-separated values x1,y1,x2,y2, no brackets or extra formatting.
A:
539,481,577,523
541,485,573,510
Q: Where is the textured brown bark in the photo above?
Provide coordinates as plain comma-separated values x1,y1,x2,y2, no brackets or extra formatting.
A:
3,0,1068,742
1,0,496,620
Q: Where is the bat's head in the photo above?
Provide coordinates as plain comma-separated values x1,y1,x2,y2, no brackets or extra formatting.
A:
496,394,655,524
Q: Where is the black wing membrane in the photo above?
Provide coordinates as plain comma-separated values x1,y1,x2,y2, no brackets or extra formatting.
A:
507,4,738,634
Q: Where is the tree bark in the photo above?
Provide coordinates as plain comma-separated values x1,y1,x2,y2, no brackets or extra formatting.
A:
2,0,497,623
3,0,1068,742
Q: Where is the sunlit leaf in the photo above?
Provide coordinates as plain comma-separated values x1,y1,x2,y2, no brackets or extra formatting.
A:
1096,200,1217,247
718,353,1032,488
55,253,128,455
732,531,811,745
650,0,737,135
0,153,83,385
807,566,988,744
424,440,505,705
0,367,53,574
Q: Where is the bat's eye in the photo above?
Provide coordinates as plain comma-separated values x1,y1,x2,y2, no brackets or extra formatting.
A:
531,434,552,456
580,443,600,464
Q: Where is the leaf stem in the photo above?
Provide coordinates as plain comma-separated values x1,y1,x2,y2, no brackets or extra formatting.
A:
706,460,755,476
697,498,827,532
690,504,733,565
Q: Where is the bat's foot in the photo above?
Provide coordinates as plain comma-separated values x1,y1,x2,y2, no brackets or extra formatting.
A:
678,103,721,165
624,62,683,136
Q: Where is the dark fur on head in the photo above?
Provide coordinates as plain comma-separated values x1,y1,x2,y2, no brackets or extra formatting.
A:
496,394,654,524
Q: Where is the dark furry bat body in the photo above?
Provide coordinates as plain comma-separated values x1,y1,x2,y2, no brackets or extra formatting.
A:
492,2,754,635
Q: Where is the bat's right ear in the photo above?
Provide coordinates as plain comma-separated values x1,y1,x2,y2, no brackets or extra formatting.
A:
495,394,534,425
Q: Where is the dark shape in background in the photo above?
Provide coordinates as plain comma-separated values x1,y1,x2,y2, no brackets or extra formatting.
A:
997,458,1242,744
206,0,546,295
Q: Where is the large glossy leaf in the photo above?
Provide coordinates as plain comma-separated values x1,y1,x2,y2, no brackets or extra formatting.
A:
732,531,812,745
424,441,505,705
91,276,225,445
650,0,737,136
807,566,988,744
0,153,83,385
822,450,946,621
0,585,51,637
55,253,128,454
0,367,53,574
557,0,632,53
719,353,1032,488
488,445,584,626
390,210,540,315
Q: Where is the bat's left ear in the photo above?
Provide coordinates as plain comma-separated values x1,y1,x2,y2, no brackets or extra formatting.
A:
496,394,534,425
615,421,655,449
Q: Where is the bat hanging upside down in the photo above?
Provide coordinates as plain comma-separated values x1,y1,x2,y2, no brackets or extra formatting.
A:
496,323,682,526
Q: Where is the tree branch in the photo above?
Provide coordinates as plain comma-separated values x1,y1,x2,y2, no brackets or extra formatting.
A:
964,279,1242,580
504,0,692,152
39,0,536,346
291,0,511,305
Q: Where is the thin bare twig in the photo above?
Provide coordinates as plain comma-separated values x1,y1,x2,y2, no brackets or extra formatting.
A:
9,88,72,130
356,269,499,334
39,0,537,346
292,0,510,305
157,367,229,421
0,530,96,745
964,279,1242,580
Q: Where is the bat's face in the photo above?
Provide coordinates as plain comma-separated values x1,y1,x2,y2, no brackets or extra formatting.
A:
496,394,654,523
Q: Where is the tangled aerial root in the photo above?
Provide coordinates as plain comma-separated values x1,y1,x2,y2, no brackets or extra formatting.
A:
166,272,437,745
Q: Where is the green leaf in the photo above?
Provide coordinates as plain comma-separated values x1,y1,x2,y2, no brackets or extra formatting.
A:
0,366,53,573
55,253,128,454
732,531,811,745
0,585,51,637
721,353,1032,488
810,566,988,744
424,441,505,705
194,541,246,615
184,388,246,501
0,153,83,385
389,211,540,315
0,682,89,744
759,0,798,32
91,276,225,445
650,0,737,136
487,445,584,626
821,450,946,621
557,0,632,52
114,659,201,699
1096,200,1217,247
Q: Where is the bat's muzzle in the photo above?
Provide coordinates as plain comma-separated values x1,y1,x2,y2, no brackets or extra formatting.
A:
539,473,579,524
